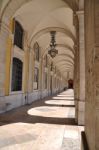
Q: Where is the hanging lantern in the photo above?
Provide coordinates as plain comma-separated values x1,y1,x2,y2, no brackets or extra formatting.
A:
48,31,58,58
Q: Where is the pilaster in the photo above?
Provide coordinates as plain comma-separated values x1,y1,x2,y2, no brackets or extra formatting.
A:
77,10,85,125
0,22,11,96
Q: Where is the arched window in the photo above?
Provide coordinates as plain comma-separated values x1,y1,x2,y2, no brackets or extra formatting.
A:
11,58,23,91
14,20,24,49
34,42,40,61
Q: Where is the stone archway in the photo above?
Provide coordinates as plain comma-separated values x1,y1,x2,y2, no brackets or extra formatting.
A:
29,27,76,48
0,0,77,118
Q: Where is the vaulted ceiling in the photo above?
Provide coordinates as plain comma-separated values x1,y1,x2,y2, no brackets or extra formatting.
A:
0,0,79,80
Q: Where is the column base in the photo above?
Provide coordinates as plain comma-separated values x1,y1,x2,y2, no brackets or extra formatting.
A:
75,100,85,125
81,131,89,150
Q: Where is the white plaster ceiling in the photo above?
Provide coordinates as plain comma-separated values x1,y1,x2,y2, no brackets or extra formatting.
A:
13,0,77,80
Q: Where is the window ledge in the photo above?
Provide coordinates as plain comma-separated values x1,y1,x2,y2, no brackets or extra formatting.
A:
9,91,24,95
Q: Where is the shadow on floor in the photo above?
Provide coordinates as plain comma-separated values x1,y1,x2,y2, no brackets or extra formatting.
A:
0,95,76,126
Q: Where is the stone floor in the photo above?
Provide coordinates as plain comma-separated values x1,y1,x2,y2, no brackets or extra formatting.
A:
0,89,84,150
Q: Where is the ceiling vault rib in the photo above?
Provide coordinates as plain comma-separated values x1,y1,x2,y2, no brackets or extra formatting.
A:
55,54,74,61
0,0,76,81
29,27,76,47
42,44,75,58
54,59,74,65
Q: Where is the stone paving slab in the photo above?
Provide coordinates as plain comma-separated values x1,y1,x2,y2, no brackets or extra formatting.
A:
61,126,84,150
0,90,84,150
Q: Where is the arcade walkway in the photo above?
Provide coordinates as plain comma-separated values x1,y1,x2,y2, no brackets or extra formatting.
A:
0,90,84,150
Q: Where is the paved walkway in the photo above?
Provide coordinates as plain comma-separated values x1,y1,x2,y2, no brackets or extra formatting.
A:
0,90,84,150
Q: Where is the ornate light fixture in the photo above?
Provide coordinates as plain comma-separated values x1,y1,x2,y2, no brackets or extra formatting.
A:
48,31,58,58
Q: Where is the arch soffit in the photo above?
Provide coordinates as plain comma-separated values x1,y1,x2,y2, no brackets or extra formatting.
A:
56,64,73,69
0,0,77,80
58,68,73,74
1,0,77,24
29,27,76,47
0,1,76,74
54,54,74,61
53,56,74,64
53,59,74,65
55,64,73,70
42,43,75,58
63,69,73,74
56,44,75,55
56,64,73,70
54,62,74,69
59,69,73,75
59,65,74,70
42,52,74,63
55,62,73,67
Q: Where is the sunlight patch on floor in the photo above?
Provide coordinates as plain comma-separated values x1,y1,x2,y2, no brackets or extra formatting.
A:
45,100,75,105
64,129,79,139
53,97,74,100
57,95,74,97
27,106,75,118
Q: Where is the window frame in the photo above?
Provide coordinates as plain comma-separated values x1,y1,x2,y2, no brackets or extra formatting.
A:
14,20,24,50
11,57,23,92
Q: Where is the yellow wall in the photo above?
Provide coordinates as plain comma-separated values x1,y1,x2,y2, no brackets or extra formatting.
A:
5,18,14,95
24,50,29,92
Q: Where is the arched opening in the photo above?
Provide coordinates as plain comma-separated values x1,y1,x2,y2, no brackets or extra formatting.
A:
0,0,86,149
68,79,73,89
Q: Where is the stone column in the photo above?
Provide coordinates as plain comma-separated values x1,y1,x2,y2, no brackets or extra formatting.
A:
47,63,50,96
83,0,99,150
0,22,11,112
73,11,80,124
28,50,34,93
0,0,3,13
0,23,10,96
77,10,85,125
39,58,43,99
74,44,80,124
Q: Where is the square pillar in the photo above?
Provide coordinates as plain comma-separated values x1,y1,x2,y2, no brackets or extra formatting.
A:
77,10,85,125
